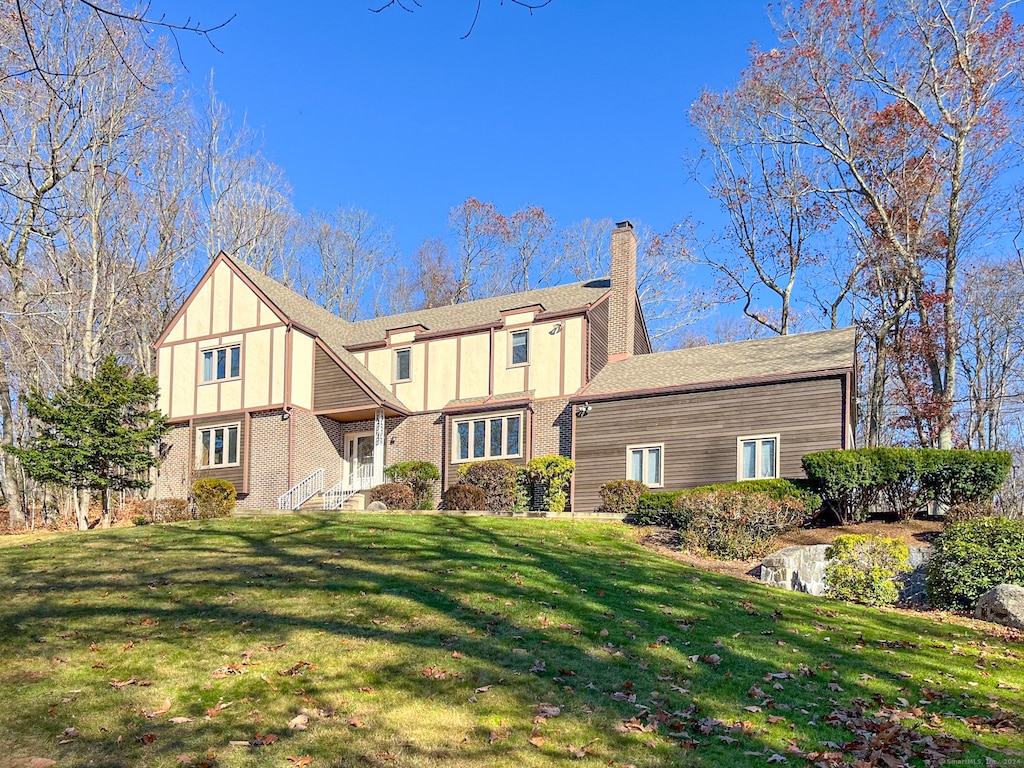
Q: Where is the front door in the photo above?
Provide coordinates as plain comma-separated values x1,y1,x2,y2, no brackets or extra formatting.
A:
346,432,375,490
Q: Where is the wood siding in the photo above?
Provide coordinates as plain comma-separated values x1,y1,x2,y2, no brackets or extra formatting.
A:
573,376,848,513
191,414,247,492
313,345,376,412
588,300,609,380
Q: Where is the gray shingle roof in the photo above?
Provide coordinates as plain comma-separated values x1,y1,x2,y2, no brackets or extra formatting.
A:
229,257,399,408
341,279,612,345
579,328,856,398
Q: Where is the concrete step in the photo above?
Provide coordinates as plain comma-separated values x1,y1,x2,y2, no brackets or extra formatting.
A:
298,493,323,511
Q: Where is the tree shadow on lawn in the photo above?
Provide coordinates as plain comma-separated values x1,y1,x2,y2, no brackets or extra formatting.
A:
0,514,1019,767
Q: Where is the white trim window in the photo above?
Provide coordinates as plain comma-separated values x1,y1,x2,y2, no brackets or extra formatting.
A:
197,424,240,468
395,347,412,382
453,412,522,462
626,443,663,487
738,434,779,480
202,345,240,383
510,329,529,366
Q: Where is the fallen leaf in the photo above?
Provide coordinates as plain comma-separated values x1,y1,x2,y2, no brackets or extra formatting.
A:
528,735,546,748
286,757,313,767
175,756,192,765
143,698,172,718
288,714,309,731
139,733,158,745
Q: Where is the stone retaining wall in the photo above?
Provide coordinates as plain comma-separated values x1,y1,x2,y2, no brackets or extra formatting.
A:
761,544,932,602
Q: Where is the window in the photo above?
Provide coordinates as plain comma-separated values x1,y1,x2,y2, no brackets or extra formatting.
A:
738,435,778,480
196,424,240,468
510,330,529,366
626,444,663,487
202,345,240,383
395,347,411,382
453,413,523,462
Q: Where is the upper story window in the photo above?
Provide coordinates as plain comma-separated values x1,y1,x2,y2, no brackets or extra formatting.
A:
395,347,411,382
738,435,778,480
510,330,529,366
453,412,522,463
197,424,240,468
627,443,663,488
202,345,240,383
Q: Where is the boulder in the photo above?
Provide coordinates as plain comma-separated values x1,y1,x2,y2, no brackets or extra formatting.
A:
366,500,388,512
975,584,1024,630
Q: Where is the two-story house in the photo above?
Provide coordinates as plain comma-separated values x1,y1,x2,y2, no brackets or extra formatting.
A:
153,221,856,512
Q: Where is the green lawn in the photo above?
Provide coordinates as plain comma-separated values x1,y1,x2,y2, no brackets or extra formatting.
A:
0,514,1020,767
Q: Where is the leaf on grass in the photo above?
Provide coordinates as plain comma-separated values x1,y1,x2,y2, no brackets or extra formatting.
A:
175,756,192,765
139,733,158,745
143,698,172,718
701,654,722,668
567,738,599,758
537,704,560,718
766,754,787,763
24,759,57,768
529,660,546,673
278,661,315,677
358,686,375,693
110,677,137,689
528,735,546,748
250,733,279,746
286,757,313,767
288,714,309,731
348,716,363,728
169,717,194,724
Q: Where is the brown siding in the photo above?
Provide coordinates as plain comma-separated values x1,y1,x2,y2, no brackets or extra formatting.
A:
634,301,652,356
191,414,247,491
588,300,609,380
313,345,376,411
573,376,846,513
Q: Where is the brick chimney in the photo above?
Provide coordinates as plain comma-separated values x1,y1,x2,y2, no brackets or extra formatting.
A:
608,220,637,362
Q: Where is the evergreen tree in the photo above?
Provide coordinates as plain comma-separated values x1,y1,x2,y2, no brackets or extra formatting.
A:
5,356,170,529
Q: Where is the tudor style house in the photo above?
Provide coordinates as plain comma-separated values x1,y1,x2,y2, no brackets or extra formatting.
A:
153,221,856,512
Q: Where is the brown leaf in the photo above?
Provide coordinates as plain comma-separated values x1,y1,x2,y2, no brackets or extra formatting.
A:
537,704,561,718
143,698,172,718
169,716,194,724
286,757,313,767
24,759,57,768
175,756,193,765
348,716,363,728
528,735,546,748
288,714,309,731
139,733,158,745
250,733,279,746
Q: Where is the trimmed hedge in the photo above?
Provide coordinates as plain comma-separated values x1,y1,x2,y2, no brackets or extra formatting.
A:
366,482,414,510
192,479,235,519
384,461,440,509
458,460,527,511
630,478,820,527
802,448,1011,524
527,455,575,514
598,479,649,516
825,534,910,606
442,484,486,511
926,517,1024,609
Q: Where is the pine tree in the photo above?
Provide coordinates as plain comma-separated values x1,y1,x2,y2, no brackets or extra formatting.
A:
5,356,170,529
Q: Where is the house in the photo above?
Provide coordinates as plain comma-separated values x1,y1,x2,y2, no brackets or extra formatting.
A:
152,221,856,512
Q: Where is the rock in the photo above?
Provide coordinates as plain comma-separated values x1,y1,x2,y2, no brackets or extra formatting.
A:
366,500,387,512
975,584,1024,630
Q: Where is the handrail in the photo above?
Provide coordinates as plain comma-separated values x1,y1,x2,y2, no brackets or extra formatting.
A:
322,464,377,510
277,468,324,510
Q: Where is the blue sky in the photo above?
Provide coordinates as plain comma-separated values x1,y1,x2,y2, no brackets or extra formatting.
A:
174,1,777,254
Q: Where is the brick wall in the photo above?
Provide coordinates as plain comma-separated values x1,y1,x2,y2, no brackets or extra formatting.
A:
532,398,573,458
292,409,345,494
242,410,291,509
153,423,191,500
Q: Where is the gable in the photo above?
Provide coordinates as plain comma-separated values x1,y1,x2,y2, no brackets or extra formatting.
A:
313,344,377,412
159,258,284,345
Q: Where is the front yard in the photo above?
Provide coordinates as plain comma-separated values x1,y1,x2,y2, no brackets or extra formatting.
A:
0,514,1021,767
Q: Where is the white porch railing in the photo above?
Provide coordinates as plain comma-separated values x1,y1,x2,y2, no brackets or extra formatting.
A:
322,464,376,510
277,468,324,510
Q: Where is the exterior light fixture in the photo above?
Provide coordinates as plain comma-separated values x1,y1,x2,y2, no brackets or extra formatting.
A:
576,402,592,418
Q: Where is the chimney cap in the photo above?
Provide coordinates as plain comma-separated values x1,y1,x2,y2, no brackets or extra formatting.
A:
614,220,633,230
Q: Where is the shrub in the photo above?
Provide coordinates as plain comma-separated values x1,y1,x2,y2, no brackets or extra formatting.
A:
458,460,527,511
384,461,440,509
527,455,575,513
366,483,414,510
192,479,236,519
677,489,810,559
599,479,649,516
945,500,998,523
825,534,910,606
442,484,486,511
132,515,149,526
139,498,193,523
802,448,1011,524
926,517,1024,609
630,479,819,527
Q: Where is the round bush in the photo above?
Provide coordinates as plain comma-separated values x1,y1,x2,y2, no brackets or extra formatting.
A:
384,461,440,509
191,479,235,519
600,479,649,516
458,460,527,511
366,482,414,510
442,484,486,511
926,517,1024,609
825,534,910,606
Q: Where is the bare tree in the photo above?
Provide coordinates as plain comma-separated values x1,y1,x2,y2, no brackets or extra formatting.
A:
448,197,507,303
370,0,552,38
503,204,557,293
298,206,400,321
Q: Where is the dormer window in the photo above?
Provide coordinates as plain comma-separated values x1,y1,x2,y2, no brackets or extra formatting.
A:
202,345,240,383
510,330,529,366
395,347,411,382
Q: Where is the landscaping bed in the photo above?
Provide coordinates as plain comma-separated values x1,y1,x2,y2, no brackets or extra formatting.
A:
1,514,1021,767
